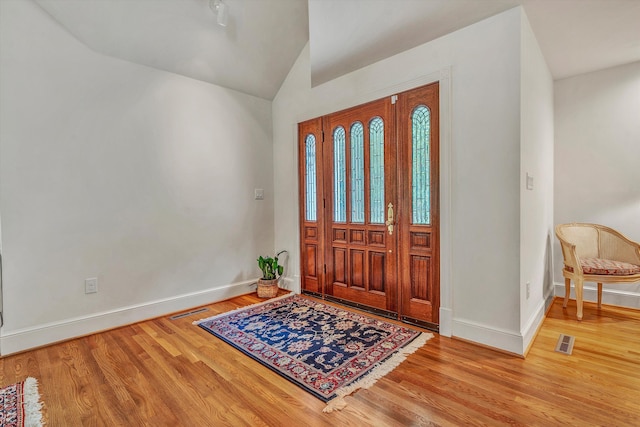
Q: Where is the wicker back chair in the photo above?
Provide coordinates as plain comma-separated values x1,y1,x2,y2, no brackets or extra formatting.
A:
555,223,640,320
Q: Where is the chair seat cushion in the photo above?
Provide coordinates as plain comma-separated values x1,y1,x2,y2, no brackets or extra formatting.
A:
566,258,640,275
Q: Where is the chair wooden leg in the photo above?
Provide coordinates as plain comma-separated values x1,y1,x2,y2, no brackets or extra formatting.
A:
575,278,584,320
597,283,603,309
563,278,571,308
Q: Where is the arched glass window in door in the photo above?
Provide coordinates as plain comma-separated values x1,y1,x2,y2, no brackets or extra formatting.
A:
350,122,364,223
369,117,384,224
333,126,346,222
412,105,431,224
304,134,317,221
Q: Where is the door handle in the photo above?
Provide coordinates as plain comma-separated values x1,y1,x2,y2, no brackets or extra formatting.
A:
385,202,394,235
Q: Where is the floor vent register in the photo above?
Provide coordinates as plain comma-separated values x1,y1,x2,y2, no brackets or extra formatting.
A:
170,307,209,320
555,333,575,355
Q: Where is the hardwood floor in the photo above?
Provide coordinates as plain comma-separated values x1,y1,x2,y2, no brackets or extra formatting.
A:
2,293,640,426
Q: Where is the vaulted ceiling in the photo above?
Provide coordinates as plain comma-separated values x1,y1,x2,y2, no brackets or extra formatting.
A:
309,0,640,86
35,0,640,100
35,0,309,100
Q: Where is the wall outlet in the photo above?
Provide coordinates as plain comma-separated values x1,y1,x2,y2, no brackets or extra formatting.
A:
526,173,534,190
85,277,98,294
254,188,264,200
526,281,530,299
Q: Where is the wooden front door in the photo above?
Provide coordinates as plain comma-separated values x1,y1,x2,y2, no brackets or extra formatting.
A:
298,83,439,329
324,98,397,315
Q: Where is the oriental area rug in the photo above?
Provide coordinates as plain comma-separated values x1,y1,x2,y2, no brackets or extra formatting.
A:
195,294,432,411
0,377,44,427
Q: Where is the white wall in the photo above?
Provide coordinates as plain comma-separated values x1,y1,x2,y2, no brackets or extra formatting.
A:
274,8,532,353
519,11,554,349
554,61,640,306
0,0,274,354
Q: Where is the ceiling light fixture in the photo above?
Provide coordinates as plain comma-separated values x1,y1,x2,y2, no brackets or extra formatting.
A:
209,0,229,27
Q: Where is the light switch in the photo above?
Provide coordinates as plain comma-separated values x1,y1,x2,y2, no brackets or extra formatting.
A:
526,173,534,190
254,188,264,200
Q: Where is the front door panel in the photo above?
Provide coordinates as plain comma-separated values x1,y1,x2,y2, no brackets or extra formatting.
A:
397,83,440,325
298,118,324,295
324,99,397,313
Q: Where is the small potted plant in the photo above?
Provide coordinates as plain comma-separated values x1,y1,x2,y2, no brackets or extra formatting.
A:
256,250,287,298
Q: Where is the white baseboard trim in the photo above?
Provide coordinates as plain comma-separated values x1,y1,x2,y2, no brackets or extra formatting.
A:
553,281,640,309
439,307,452,337
453,318,523,355
543,286,555,312
279,276,297,292
0,279,259,356
290,274,301,293
521,300,546,353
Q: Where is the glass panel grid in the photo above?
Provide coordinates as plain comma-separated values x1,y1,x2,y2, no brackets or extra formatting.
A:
411,106,431,224
304,134,317,221
350,122,365,223
333,126,346,222
369,117,385,224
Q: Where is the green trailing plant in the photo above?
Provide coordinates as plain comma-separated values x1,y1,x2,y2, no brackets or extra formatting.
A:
257,250,287,280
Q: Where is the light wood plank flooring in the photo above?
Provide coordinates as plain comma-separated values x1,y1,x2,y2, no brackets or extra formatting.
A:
2,292,640,426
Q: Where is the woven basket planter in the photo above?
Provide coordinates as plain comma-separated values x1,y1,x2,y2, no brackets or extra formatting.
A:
257,278,279,298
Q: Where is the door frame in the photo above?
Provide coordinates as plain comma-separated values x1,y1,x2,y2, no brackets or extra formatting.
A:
293,68,453,337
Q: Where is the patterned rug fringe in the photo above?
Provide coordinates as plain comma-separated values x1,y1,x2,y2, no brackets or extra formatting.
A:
323,332,433,413
192,292,294,325
23,377,44,427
